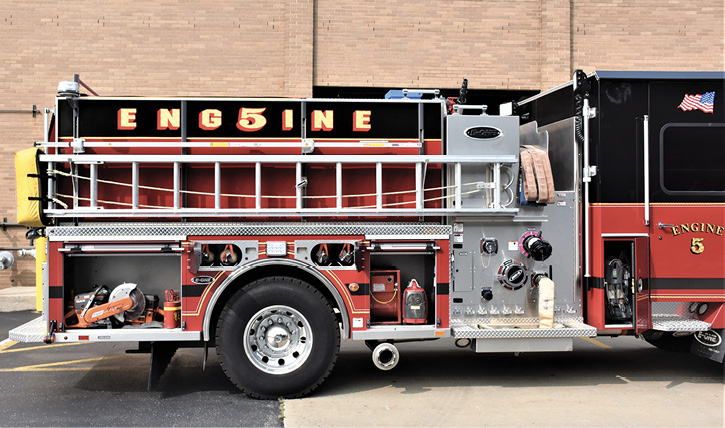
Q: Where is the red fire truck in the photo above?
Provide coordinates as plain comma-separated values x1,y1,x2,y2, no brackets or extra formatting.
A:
10,70,724,398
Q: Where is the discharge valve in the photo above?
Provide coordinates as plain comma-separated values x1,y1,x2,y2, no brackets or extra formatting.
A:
519,231,553,261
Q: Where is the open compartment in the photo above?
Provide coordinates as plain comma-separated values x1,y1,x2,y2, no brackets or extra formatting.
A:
602,240,635,327
61,244,182,330
368,244,437,326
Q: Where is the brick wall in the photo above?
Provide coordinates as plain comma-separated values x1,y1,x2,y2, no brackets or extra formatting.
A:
315,0,542,90
0,0,722,287
572,0,724,72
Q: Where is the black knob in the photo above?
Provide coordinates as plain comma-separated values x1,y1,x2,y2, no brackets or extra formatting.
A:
481,288,493,301
506,265,526,285
497,259,529,290
522,234,552,261
532,273,547,286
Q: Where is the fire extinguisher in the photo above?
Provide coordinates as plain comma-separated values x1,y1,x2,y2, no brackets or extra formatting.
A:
315,243,330,265
403,279,427,324
201,244,215,265
220,244,239,266
338,243,353,265
163,289,181,329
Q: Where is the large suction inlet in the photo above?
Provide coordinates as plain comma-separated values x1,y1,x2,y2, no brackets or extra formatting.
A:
371,342,399,371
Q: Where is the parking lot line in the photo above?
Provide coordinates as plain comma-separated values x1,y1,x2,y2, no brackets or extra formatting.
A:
0,340,18,351
0,342,84,354
0,355,126,372
579,336,613,349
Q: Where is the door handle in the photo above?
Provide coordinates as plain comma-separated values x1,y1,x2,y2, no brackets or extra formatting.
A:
658,222,674,230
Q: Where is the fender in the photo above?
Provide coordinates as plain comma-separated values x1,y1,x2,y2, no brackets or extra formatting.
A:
202,258,350,341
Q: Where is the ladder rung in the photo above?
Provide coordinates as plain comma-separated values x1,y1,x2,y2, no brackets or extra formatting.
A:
214,162,221,210
415,162,423,209
89,164,98,208
132,162,139,210
336,162,342,210
376,162,382,210
255,162,261,210
173,162,180,210
296,162,303,210
454,162,462,209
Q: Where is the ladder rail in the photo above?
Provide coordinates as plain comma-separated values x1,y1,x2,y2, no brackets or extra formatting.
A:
42,153,520,218
40,154,517,164
44,207,520,218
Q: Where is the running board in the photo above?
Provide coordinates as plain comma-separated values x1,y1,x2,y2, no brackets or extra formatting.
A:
652,315,711,332
9,316,46,343
451,318,597,339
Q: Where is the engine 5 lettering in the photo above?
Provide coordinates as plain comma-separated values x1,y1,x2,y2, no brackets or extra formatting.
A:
117,107,372,133
671,223,724,237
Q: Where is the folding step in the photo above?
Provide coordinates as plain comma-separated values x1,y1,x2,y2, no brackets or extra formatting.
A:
652,315,711,332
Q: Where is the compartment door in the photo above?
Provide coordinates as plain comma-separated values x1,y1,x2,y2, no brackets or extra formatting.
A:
634,237,651,334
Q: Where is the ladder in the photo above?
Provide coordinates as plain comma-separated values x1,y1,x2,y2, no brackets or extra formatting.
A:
38,149,518,218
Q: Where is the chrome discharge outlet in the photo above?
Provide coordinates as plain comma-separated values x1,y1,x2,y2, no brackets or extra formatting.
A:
371,342,399,371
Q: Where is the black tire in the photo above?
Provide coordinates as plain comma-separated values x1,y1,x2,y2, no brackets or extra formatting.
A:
642,331,693,353
215,276,340,399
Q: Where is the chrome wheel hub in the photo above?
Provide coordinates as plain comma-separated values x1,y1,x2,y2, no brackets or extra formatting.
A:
243,305,312,375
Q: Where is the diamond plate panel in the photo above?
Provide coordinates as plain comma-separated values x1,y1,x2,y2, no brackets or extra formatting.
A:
452,317,552,325
451,318,596,339
652,302,696,319
9,316,46,343
652,316,711,332
48,222,451,239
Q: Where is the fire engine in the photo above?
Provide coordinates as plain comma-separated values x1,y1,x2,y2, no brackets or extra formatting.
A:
10,70,725,399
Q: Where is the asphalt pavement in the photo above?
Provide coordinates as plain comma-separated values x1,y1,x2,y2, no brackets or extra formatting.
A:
0,311,282,427
2,309,723,427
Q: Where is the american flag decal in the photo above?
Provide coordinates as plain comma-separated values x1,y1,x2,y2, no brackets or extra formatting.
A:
678,92,715,113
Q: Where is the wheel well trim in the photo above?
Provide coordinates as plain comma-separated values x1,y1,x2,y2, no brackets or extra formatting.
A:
202,258,350,341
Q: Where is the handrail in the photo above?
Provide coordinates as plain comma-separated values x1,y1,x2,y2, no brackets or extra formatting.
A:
643,115,650,226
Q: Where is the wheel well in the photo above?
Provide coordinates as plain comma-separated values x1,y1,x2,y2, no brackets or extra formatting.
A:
206,264,347,345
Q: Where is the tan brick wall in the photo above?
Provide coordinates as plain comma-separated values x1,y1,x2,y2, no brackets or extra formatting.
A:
285,0,314,97
0,0,722,288
314,0,543,90
541,0,573,88
0,0,294,287
573,0,725,72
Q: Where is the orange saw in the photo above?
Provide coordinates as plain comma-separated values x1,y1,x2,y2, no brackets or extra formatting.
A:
66,283,145,328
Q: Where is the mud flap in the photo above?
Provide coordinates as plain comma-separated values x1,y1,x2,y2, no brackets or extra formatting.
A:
147,342,178,390
690,329,725,363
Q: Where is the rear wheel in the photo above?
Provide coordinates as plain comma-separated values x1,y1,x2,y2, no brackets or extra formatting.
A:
642,331,693,353
216,276,340,399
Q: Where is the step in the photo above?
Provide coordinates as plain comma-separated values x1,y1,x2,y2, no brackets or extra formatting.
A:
451,318,597,339
652,315,711,332
9,316,46,343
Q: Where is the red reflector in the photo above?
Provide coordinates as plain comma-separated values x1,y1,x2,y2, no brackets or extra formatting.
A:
79,336,89,341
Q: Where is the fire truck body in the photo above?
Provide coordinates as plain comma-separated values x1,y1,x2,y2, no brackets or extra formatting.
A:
10,71,724,398
516,70,725,359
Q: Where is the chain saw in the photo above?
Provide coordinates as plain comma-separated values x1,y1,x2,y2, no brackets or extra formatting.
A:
65,283,159,328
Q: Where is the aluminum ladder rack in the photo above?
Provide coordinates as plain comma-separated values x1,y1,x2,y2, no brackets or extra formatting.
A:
39,151,519,218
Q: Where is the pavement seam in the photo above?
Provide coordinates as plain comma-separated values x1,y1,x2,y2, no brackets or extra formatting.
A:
279,397,286,423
